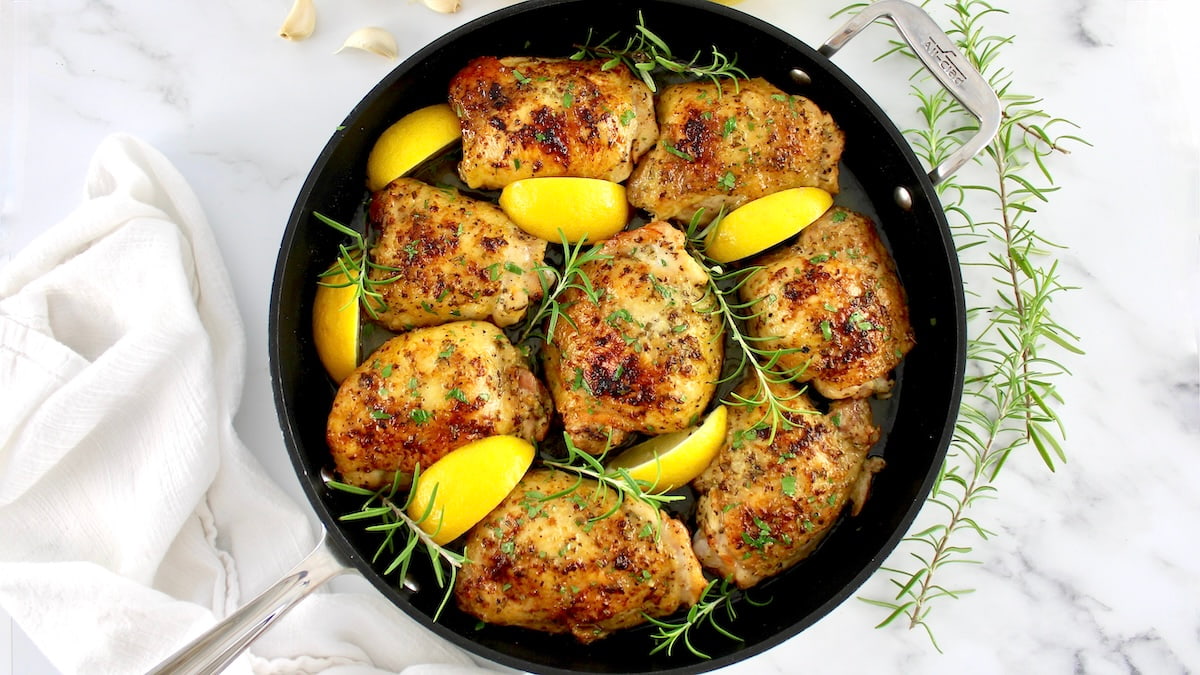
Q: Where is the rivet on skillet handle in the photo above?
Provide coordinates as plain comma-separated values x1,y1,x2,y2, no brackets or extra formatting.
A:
819,0,1002,191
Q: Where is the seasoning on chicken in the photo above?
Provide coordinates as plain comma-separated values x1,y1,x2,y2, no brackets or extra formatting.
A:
367,178,547,332
626,77,844,224
740,207,915,399
691,379,884,588
327,321,552,489
448,56,657,190
542,221,723,454
455,468,707,643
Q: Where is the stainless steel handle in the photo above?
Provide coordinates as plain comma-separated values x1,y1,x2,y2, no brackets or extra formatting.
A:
147,532,352,675
819,0,1001,186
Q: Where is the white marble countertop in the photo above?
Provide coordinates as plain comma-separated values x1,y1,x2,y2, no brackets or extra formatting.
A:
2,0,1198,673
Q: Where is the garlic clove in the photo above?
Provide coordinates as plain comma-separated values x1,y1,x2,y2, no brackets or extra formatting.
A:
336,27,399,60
421,0,462,12
278,0,316,41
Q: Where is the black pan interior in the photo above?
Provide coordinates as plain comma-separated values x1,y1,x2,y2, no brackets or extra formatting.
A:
269,0,965,673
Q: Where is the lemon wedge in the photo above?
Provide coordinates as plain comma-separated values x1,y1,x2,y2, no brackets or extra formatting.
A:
366,103,462,192
498,177,630,244
704,187,834,263
606,405,728,493
407,435,536,545
313,264,361,384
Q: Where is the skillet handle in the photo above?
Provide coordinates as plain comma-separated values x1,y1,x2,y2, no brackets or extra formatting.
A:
819,0,1001,186
147,532,352,675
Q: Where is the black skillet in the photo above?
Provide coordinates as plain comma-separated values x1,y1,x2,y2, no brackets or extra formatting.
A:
150,1,999,673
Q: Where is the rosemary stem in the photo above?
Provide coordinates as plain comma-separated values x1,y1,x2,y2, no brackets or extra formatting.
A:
991,141,1036,440
383,496,464,569
703,272,786,439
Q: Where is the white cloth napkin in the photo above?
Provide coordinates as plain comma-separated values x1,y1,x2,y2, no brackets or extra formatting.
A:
0,134,491,675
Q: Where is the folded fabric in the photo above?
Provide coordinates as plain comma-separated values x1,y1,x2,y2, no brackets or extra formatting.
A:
0,133,489,674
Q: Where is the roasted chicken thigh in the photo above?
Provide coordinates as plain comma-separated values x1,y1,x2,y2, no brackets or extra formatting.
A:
740,207,915,399
449,56,657,190
542,221,723,453
692,379,883,588
456,468,707,643
367,178,547,332
327,321,552,489
627,77,844,224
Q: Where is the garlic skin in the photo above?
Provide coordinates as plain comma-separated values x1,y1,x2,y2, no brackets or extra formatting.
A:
421,0,462,12
278,0,316,41
336,27,399,60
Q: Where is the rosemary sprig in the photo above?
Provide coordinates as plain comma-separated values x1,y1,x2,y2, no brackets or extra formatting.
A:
683,213,816,443
644,578,749,658
313,211,402,320
516,233,612,346
326,468,467,620
541,433,684,528
570,12,747,93
841,0,1085,648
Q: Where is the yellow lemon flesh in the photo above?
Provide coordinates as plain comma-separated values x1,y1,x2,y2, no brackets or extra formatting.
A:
407,435,536,545
498,177,630,244
366,103,462,192
704,187,834,263
312,266,361,384
606,405,728,493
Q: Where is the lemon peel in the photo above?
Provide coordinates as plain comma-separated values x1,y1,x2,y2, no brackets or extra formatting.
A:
705,187,834,263
499,177,630,244
312,265,361,384
606,405,728,493
366,104,462,191
407,435,535,545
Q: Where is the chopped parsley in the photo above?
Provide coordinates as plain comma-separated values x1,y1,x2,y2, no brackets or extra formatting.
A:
781,475,797,497
717,170,736,191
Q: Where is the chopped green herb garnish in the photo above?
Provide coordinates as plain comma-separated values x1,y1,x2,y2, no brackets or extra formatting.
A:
781,475,797,497
664,142,694,162
717,170,736,191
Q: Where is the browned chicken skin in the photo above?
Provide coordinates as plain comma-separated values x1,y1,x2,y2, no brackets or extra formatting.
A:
456,468,707,643
327,321,552,489
367,178,547,332
740,207,916,399
627,77,844,224
692,379,883,588
542,221,724,453
449,56,657,189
